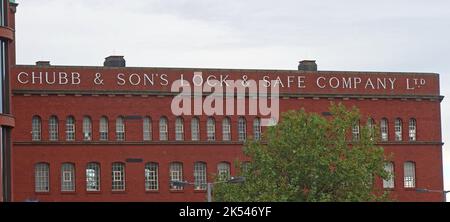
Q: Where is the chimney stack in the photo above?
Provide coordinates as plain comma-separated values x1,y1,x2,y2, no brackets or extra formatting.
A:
104,56,126,67
298,60,317,71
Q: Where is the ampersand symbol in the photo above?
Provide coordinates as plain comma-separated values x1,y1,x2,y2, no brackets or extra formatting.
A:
94,73,104,85
241,75,250,87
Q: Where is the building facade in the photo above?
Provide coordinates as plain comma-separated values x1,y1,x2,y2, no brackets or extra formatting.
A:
0,0,17,202
4,2,446,202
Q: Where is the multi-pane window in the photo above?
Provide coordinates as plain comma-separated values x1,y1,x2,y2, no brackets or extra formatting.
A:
112,162,125,191
83,116,92,141
207,117,216,141
404,161,416,188
367,118,375,140
217,162,231,181
175,117,184,141
99,116,108,141
66,116,75,141
253,118,261,141
409,118,417,141
61,163,75,192
35,163,49,192
86,162,100,191
191,117,200,141
169,162,183,190
49,115,59,141
159,117,168,141
238,117,247,142
143,117,152,141
222,117,231,141
383,162,395,189
352,120,360,141
380,118,388,142
395,118,402,141
32,115,42,141
116,116,125,141
145,162,159,191
194,162,207,190
241,161,251,174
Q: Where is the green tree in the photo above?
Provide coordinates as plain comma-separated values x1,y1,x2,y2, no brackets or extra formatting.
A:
214,103,391,202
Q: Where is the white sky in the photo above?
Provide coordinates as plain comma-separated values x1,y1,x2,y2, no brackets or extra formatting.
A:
14,0,450,200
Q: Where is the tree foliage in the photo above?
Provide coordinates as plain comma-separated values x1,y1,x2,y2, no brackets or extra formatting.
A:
213,103,391,202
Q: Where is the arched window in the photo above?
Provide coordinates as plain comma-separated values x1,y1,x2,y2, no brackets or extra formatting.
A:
116,116,125,141
238,117,247,142
99,116,109,141
194,162,207,190
352,120,360,141
83,116,92,141
159,117,168,141
409,118,417,141
253,118,261,141
217,162,231,181
86,162,100,191
207,117,216,141
191,117,200,141
367,118,375,139
175,117,184,141
383,162,395,189
143,117,152,141
395,118,402,141
169,162,183,190
49,115,59,141
61,163,75,192
32,115,42,141
145,162,158,191
35,162,49,192
66,116,76,141
404,161,416,188
112,162,125,191
222,117,231,141
380,118,388,142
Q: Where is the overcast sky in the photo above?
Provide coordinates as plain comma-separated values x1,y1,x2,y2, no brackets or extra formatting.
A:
14,0,450,199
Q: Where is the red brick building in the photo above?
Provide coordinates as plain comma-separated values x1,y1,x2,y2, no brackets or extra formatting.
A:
3,2,446,202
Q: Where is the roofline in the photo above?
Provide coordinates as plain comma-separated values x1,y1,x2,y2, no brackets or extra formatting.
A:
12,64,440,76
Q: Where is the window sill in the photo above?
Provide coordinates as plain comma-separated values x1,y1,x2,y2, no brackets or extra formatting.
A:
145,190,160,194
404,188,417,191
86,191,102,194
194,190,207,193
111,191,127,194
169,190,185,193
34,192,50,195
61,191,77,195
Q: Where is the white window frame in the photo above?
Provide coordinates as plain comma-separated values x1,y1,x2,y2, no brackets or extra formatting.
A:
170,162,183,190
86,162,100,191
191,117,200,141
395,118,402,141
35,163,50,192
222,117,231,141
111,162,125,191
49,116,59,141
409,118,417,141
145,162,159,191
207,117,216,141
175,117,184,141
380,118,388,142
99,117,108,141
217,162,231,181
61,163,75,192
159,117,168,141
383,162,395,189
32,116,42,141
83,116,92,141
238,117,247,142
66,116,76,141
143,117,152,141
253,118,261,141
116,117,125,141
404,161,416,188
194,162,207,190
352,120,360,141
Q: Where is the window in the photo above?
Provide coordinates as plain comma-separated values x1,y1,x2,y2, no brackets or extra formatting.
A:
35,163,49,192
238,117,247,142
159,117,168,141
145,162,159,191
112,162,125,191
49,115,59,141
253,118,261,141
83,116,92,141
409,118,417,141
99,116,108,141
66,116,76,141
383,162,395,189
395,118,402,141
380,118,388,141
116,116,125,141
143,117,152,141
169,162,183,190
241,161,251,174
32,116,42,141
222,117,231,141
61,163,75,192
217,162,231,181
404,162,416,188
367,118,375,140
175,117,184,141
194,162,207,190
207,117,216,141
352,120,360,141
86,162,100,191
191,117,200,141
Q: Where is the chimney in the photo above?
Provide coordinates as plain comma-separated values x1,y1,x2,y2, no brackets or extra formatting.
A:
298,60,317,71
36,61,51,67
104,56,126,67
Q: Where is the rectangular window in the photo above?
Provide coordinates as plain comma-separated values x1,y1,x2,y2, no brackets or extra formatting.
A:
194,162,207,190
145,163,158,191
395,119,402,141
100,118,108,141
352,122,360,141
83,117,92,141
35,163,50,192
383,162,395,189
61,163,75,192
223,118,231,141
112,163,125,191
409,119,416,141
404,162,416,188
175,118,184,141
86,163,100,191
191,118,200,141
66,117,75,141
381,119,388,142
116,118,125,141
143,117,152,141
170,163,183,190
32,117,41,141
160,118,168,141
